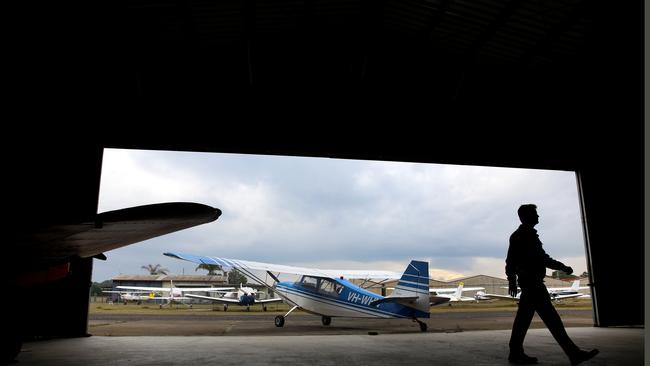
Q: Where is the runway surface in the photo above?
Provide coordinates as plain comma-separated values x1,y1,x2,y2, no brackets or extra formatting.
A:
88,309,594,336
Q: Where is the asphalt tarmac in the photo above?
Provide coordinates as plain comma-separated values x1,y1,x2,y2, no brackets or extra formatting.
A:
88,309,594,336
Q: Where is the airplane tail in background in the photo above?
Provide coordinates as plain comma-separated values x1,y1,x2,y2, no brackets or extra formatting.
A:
571,280,580,291
455,282,464,300
392,260,430,313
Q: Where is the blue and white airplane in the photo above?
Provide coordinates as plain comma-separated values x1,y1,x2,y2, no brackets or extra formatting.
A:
164,252,451,331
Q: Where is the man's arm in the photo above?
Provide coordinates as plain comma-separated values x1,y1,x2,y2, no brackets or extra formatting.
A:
505,239,518,297
543,252,573,274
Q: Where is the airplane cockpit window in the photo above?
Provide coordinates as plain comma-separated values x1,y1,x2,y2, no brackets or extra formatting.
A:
318,278,343,296
318,278,335,295
301,276,318,289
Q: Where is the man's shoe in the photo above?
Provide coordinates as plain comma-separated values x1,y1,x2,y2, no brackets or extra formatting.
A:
508,352,538,364
570,349,599,366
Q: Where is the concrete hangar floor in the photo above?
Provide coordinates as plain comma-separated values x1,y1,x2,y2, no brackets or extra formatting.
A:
15,308,643,365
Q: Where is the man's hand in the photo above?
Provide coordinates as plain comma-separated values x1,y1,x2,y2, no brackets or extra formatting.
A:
564,266,574,275
508,279,518,297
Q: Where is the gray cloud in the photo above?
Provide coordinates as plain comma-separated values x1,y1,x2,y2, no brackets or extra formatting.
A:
93,149,586,282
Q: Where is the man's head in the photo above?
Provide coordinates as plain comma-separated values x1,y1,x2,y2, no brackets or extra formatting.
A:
518,204,539,226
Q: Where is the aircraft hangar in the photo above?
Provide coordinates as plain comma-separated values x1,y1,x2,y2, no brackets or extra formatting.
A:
5,0,644,362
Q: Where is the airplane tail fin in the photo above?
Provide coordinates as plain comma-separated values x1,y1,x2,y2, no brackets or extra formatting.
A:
392,260,430,314
571,280,580,291
455,282,464,300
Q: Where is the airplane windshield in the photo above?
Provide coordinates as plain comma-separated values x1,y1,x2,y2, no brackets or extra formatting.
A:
299,276,342,296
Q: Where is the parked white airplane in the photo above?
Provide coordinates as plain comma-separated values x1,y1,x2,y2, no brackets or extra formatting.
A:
429,282,486,303
102,289,156,304
482,279,589,301
546,280,591,299
164,252,451,331
183,283,283,311
115,281,235,307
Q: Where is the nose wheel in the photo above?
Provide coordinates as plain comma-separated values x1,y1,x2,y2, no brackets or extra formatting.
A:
275,315,285,327
275,305,299,327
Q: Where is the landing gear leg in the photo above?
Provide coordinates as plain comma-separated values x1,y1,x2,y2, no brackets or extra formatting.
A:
224,304,228,311
275,305,299,328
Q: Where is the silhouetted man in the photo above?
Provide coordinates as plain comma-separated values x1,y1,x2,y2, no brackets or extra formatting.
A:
506,204,598,365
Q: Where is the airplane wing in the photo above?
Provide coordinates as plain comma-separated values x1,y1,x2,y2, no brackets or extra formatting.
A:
116,286,170,292
434,294,479,302
152,296,192,301
547,287,590,293
102,290,152,294
163,252,402,280
370,296,418,306
550,293,584,300
175,287,236,292
257,298,284,304
185,293,284,304
482,293,519,301
17,202,221,262
429,296,451,306
184,293,241,304
115,286,235,293
429,287,485,293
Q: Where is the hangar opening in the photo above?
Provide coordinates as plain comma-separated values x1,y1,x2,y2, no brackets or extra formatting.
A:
90,148,593,335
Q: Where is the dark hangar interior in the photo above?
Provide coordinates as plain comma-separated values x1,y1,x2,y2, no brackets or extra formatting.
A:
6,0,644,345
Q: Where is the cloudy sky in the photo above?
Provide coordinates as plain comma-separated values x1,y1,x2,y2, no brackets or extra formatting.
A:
93,148,587,282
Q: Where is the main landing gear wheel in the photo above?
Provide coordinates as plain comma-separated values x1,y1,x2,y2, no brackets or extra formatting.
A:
223,305,228,311
275,315,285,327
321,316,332,326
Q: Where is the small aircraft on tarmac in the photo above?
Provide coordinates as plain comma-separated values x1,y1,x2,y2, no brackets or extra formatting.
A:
164,252,451,331
115,281,235,307
102,289,157,304
481,279,590,301
183,283,284,311
429,282,486,303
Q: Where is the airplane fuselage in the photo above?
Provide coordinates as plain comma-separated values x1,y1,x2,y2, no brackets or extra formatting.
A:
274,276,429,319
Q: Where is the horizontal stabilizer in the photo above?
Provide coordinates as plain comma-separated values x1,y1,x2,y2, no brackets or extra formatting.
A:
370,296,418,307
